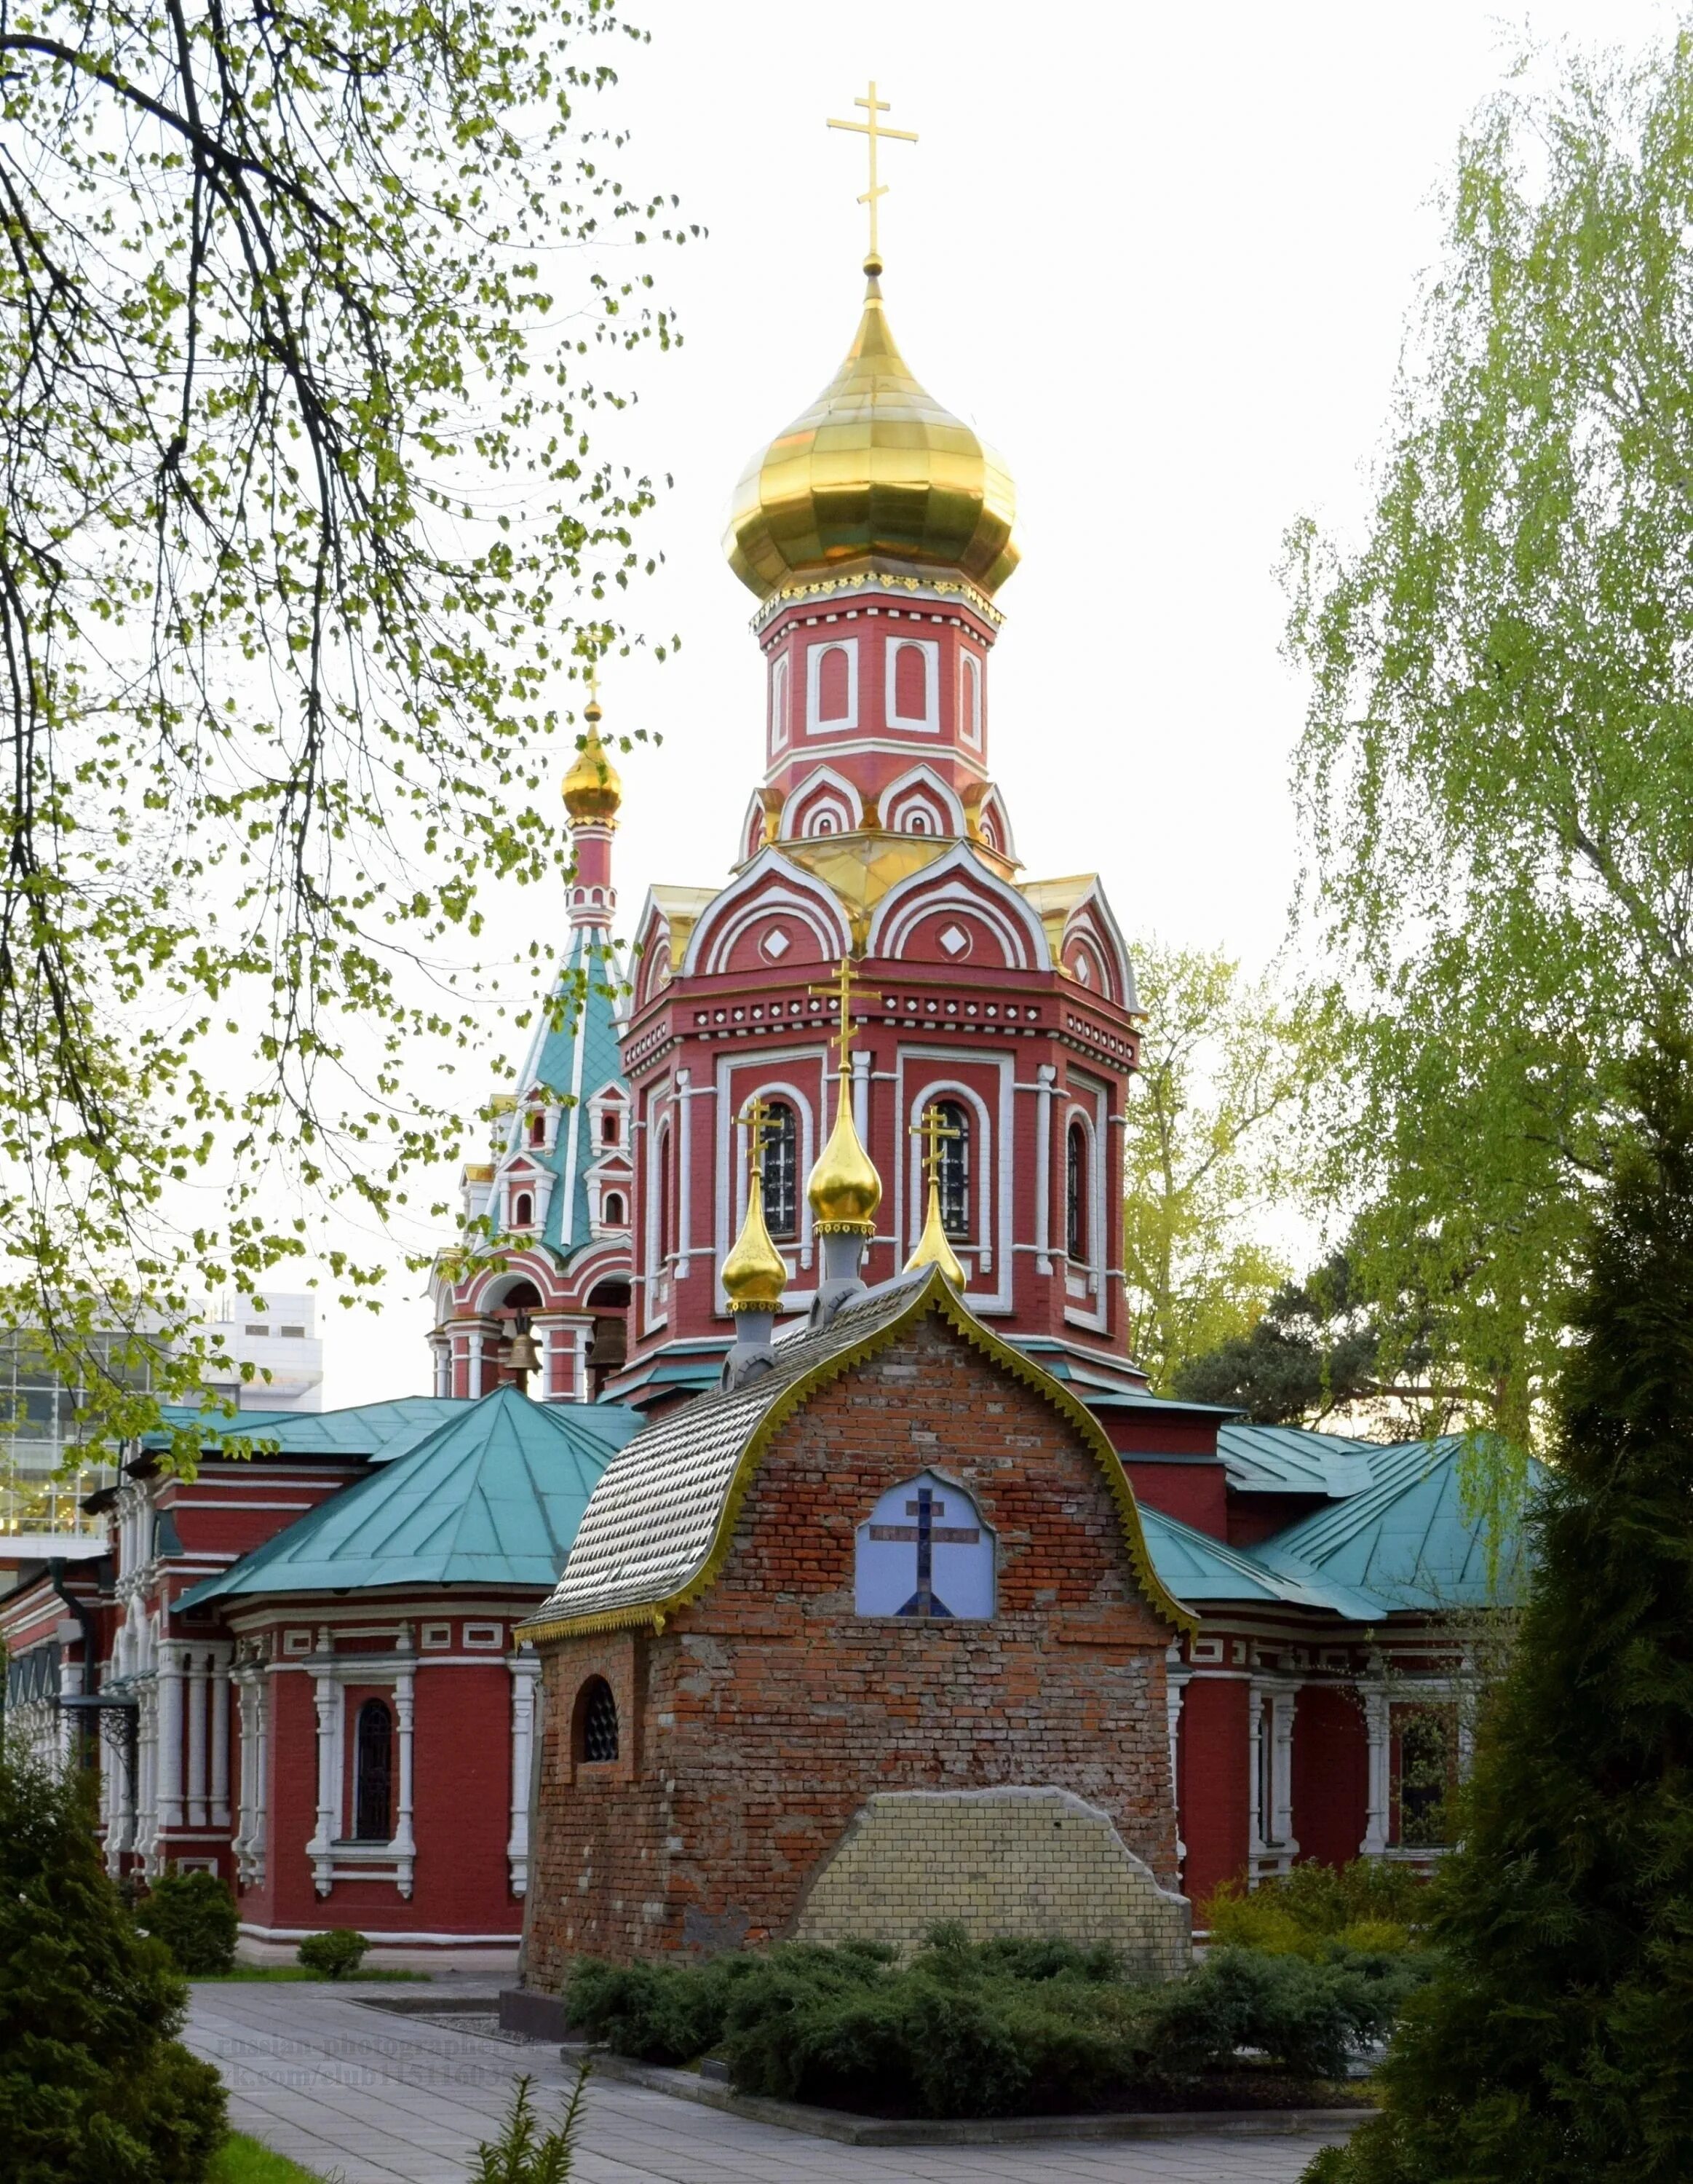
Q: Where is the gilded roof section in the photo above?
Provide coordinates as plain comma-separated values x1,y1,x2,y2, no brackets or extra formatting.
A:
518,1267,1192,1645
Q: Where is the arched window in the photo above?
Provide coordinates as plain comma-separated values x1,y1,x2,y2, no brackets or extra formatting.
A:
817,644,851,722
760,1101,798,1241
603,1191,626,1227
814,813,836,835
657,1125,674,1265
601,1110,619,1144
512,1190,534,1230
907,812,928,834
894,641,927,721
935,1101,971,1241
353,1699,393,1841
1066,1121,1089,1262
528,1112,547,1147
574,1676,619,1765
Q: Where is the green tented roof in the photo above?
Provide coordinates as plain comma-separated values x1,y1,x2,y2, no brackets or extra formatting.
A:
156,1395,467,1466
176,1388,641,1605
1138,1506,1385,1621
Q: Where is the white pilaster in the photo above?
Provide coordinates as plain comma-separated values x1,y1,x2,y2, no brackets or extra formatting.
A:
1034,1063,1056,1274
57,1656,83,1769
432,1340,451,1398
507,1647,541,1896
307,1631,339,1895
210,1650,231,1828
1362,1683,1392,1856
467,1328,484,1398
1164,1643,1189,1869
156,1642,184,1832
392,1627,416,1899
233,1668,255,1878
574,1327,589,1404
186,1647,208,1826
1269,1688,1298,1856
675,1067,691,1276
250,1671,269,1886
1246,1683,1265,1859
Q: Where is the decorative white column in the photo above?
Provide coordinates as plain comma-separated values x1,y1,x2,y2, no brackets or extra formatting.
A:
675,1067,691,1277
232,1667,255,1879
392,1627,416,1899
1269,1689,1299,1857
156,1643,185,1832
135,1682,159,1872
432,1341,451,1397
467,1328,484,1398
210,1650,231,1829
1246,1684,1266,1863
1164,1643,1189,1870
186,1647,209,1826
307,1633,339,1896
57,1656,83,1769
507,1648,540,1896
1361,1685,1392,1856
574,1326,589,1404
1034,1064,1056,1274
250,1671,269,1886
852,1048,871,1142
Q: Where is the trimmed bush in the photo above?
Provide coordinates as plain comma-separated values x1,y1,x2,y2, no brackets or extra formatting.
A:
296,1928,368,1979
138,1870,239,1976
1202,1861,1425,1959
0,1752,226,2183
567,1930,1418,2118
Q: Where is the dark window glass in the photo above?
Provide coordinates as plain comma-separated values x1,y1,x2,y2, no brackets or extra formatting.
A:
579,1676,619,1764
353,1700,393,1841
601,1111,618,1144
1066,1122,1088,1261
761,1101,798,1241
936,1101,970,1241
512,1192,534,1230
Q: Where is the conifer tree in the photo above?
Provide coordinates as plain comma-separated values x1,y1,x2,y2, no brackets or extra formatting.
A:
1310,1027,1693,2182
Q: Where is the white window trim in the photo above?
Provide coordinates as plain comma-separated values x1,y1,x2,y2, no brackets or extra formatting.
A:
806,638,860,733
885,636,940,731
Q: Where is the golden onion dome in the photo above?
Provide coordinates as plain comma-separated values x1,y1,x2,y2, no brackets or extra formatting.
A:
807,1074,883,1235
722,1170,788,1313
724,273,1019,602
905,1177,966,1289
561,699,622,823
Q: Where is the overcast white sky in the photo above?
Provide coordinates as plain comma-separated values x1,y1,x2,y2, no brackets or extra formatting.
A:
311,0,1676,1407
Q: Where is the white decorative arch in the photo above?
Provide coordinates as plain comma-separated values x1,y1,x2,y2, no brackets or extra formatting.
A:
682,849,852,980
975,786,1017,861
866,843,1052,971
780,765,863,840
739,790,768,866
462,1253,563,1316
881,762,967,838
769,652,791,753
903,1075,994,1255
631,895,675,1009
1061,882,1135,1009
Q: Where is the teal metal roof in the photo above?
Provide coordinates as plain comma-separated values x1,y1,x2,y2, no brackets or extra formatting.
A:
1214,1420,1381,1497
176,1388,641,1605
506,925,627,1263
1253,1437,1540,1613
156,1395,466,1466
1139,1506,1385,1621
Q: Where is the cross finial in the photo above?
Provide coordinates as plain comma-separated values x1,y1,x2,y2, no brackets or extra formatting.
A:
738,1094,780,1179
808,957,874,1077
828,79,918,275
910,1101,961,1187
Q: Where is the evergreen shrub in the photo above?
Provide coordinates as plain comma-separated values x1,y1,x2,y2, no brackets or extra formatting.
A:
566,1929,1417,2118
0,1752,227,2184
138,1870,239,1975
1203,1861,1425,1959
296,1928,368,1979
1307,1032,1693,2183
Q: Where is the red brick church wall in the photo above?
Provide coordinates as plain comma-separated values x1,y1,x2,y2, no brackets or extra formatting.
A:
526,1315,1179,1982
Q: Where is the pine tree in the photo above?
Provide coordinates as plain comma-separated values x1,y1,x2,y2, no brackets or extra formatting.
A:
1310,1029,1693,2182
0,1752,226,2184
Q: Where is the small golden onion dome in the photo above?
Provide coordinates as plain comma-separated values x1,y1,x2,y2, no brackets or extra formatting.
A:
724,273,1019,602
561,700,622,823
807,1074,883,1235
721,1171,788,1313
905,1178,966,1289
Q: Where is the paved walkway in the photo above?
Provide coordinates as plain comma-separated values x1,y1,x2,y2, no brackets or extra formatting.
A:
186,1982,1352,2184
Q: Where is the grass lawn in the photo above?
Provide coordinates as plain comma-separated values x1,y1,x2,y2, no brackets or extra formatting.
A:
208,2131,334,2184
194,1965,429,1983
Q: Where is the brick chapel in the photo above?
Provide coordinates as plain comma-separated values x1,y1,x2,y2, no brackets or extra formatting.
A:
2,148,1528,1969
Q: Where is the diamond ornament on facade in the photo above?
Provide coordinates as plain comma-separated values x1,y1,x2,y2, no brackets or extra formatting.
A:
761,927,792,961
938,924,971,959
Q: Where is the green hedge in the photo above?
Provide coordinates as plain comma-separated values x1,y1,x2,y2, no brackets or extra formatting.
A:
567,1928,1425,2118
1202,1860,1427,1959
137,1870,239,1977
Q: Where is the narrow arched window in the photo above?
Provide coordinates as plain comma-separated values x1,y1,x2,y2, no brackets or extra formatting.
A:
354,1700,393,1841
575,1676,619,1765
894,641,927,720
760,1101,798,1241
601,1110,619,1144
1066,1121,1088,1262
512,1191,534,1230
817,645,851,722
814,813,836,835
936,1101,970,1242
529,1112,547,1147
603,1192,625,1227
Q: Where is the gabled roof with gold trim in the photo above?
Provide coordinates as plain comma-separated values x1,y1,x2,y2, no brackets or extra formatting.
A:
517,1265,1192,1645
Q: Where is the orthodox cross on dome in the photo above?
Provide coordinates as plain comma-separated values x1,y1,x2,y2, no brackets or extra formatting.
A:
828,79,918,275
737,1093,780,1176
808,957,876,1080
911,1101,961,1188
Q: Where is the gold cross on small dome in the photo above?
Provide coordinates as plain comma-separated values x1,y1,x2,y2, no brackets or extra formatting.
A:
911,1102,962,1186
807,957,876,1076
737,1094,780,1177
828,79,918,274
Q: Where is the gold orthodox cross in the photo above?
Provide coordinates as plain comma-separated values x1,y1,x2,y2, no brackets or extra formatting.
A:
828,79,917,273
738,1094,780,1179
911,1101,961,1187
808,957,876,1077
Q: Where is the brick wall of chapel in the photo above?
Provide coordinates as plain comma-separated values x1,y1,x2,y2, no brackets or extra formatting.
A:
526,1313,1178,1982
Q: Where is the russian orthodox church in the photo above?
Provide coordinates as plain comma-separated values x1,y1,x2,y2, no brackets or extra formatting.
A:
1,182,1531,1970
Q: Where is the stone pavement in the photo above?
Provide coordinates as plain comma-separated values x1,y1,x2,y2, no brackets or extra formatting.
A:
185,1981,1354,2184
